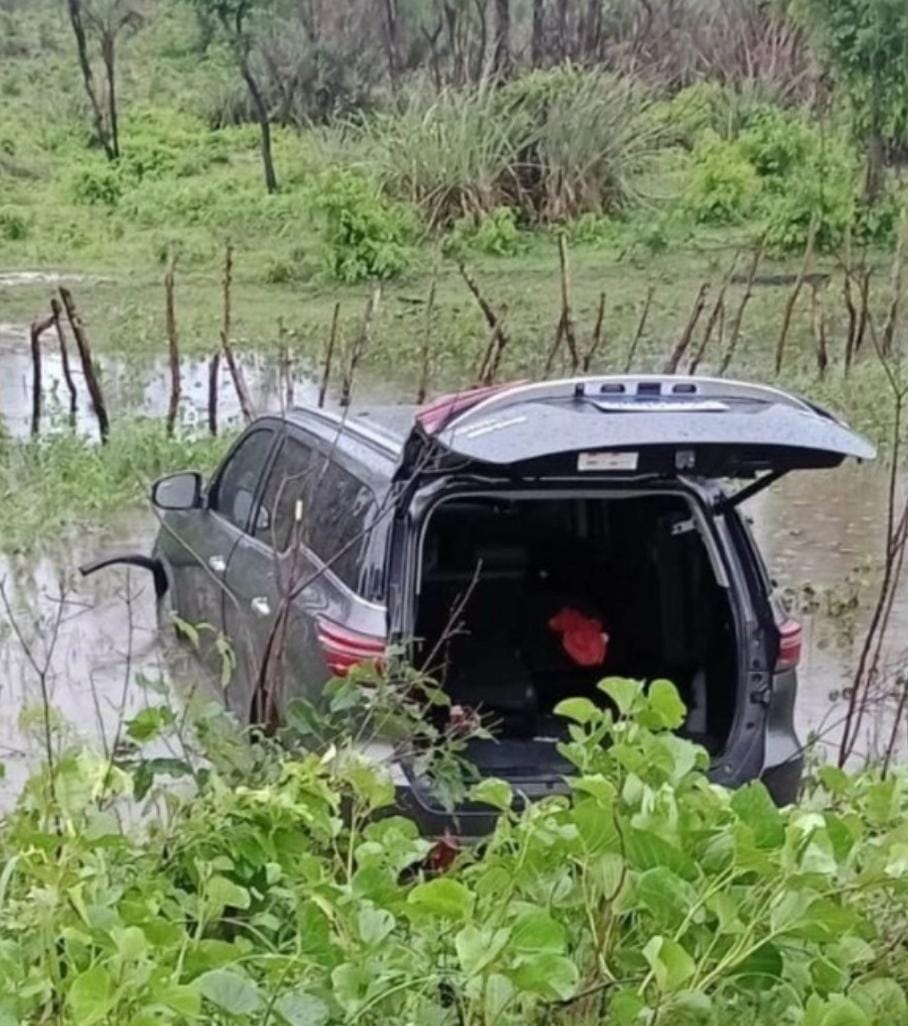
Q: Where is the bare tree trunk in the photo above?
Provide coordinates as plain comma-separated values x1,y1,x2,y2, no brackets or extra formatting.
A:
59,287,110,443
219,244,254,422
65,0,115,160
583,0,602,59
382,0,401,90
30,316,55,438
663,282,709,373
318,302,341,409
50,298,78,426
164,254,181,438
531,0,546,65
240,55,278,194
493,0,511,77
208,352,220,437
472,0,489,82
624,285,655,372
101,32,120,160
555,0,569,60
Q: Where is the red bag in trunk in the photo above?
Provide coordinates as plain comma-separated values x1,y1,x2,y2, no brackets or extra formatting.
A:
548,607,609,667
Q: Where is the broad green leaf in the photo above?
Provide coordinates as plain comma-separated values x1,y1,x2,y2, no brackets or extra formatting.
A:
482,973,515,1022
733,942,784,991
569,774,617,804
155,983,201,1018
598,677,643,716
812,955,847,994
455,925,510,977
643,936,695,993
274,990,329,1026
208,875,251,912
644,679,687,730
819,994,870,1026
666,989,714,1024
112,925,147,961
554,696,601,725
731,782,785,849
358,905,395,946
197,968,262,1015
471,777,513,811
634,867,696,928
626,828,696,880
850,977,908,1023
509,908,566,954
609,989,647,1025
125,705,175,743
510,952,578,1001
67,966,113,1025
408,877,474,920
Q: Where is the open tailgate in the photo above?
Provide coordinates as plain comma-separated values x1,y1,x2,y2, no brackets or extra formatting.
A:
398,376,875,480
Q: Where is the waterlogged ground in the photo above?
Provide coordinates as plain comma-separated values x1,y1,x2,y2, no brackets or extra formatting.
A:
0,316,905,800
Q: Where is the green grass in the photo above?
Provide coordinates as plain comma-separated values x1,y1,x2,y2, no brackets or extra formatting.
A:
0,421,234,555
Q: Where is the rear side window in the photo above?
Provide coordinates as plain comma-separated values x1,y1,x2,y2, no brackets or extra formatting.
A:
256,437,316,551
309,461,376,591
211,428,274,530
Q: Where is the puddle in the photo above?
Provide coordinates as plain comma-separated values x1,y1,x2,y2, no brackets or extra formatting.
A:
0,271,107,288
0,324,322,439
0,512,164,799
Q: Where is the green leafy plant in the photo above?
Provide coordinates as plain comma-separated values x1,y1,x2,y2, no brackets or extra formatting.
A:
308,167,415,283
446,206,525,257
4,675,908,1025
683,133,762,224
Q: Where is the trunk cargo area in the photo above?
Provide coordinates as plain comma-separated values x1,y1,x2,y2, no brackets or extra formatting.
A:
414,490,738,778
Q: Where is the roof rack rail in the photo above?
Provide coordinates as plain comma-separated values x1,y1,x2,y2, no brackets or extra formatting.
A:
443,374,821,434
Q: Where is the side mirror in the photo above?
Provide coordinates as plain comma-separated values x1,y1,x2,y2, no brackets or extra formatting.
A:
152,472,203,511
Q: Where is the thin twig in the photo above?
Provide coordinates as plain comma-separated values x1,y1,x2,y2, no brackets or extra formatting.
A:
59,286,110,442
417,270,438,403
219,243,254,422
164,250,181,437
319,302,341,409
663,281,709,374
719,238,764,376
774,217,817,375
582,291,607,372
624,285,655,372
50,298,78,426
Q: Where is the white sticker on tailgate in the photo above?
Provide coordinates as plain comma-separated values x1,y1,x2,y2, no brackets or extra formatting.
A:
578,451,639,471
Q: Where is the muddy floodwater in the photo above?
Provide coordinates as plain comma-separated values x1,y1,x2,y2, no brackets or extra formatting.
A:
0,319,905,797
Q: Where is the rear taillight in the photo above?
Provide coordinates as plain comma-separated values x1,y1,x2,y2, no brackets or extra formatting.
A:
775,618,802,672
316,618,386,676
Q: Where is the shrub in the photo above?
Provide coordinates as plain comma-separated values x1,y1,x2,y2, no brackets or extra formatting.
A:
761,132,858,252
0,205,28,240
308,167,415,283
70,163,123,206
4,676,908,1024
683,133,762,224
738,106,821,183
446,206,524,257
360,85,520,228
499,66,664,220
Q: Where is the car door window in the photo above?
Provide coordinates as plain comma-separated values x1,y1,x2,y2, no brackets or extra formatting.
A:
309,462,376,591
255,437,316,551
211,428,275,530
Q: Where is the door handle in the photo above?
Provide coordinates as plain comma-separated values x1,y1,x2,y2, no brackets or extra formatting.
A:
251,596,271,617
208,555,227,574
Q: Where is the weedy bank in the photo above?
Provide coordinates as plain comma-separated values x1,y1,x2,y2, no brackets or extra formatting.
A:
2,675,908,1025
